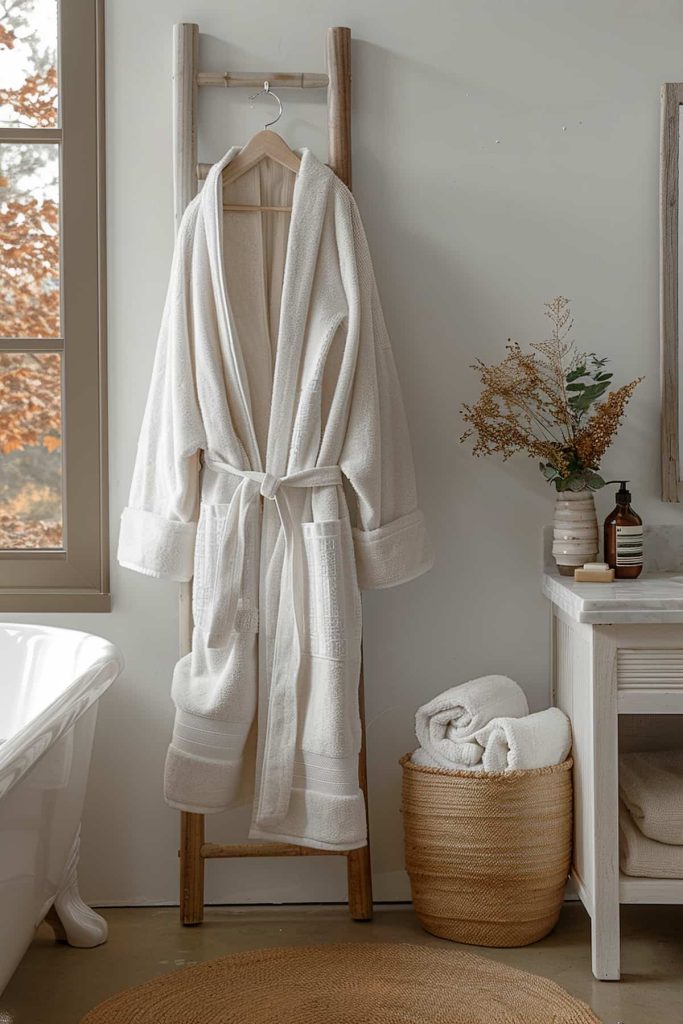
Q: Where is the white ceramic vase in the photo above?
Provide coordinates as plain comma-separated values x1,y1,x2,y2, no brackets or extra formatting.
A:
552,491,599,576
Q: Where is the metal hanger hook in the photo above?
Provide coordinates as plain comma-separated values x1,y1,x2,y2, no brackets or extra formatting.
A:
249,80,283,131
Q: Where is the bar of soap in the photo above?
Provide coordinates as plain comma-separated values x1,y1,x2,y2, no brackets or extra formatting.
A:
574,565,615,582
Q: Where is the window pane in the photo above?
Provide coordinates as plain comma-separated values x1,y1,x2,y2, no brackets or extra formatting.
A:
0,351,62,550
0,142,60,338
0,0,58,128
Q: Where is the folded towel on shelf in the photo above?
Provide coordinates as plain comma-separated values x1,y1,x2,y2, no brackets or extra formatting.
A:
619,749,683,845
620,800,683,878
410,746,484,772
414,675,528,770
474,707,572,773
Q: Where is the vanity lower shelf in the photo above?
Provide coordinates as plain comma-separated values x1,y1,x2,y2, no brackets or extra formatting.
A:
619,873,683,904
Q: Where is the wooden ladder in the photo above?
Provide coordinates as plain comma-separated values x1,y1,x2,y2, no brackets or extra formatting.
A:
171,22,373,926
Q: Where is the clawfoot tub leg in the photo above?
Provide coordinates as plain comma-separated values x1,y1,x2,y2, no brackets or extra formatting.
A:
46,830,108,948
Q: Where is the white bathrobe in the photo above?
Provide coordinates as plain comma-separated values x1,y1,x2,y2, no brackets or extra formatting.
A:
118,148,433,851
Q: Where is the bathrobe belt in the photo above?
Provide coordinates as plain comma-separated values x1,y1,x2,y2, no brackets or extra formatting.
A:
203,456,343,827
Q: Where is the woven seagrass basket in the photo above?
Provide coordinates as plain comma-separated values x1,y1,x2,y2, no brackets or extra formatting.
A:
400,754,573,947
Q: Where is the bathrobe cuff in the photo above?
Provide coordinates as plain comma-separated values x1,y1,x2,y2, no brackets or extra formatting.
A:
118,507,197,581
352,509,434,590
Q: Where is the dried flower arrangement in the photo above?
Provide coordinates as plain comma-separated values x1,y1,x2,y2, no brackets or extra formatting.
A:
460,297,642,492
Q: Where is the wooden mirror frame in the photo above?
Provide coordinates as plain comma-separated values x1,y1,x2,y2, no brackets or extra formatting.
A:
661,83,683,501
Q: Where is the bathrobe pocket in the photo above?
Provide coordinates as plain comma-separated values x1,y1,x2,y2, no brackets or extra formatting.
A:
300,517,362,758
192,503,227,632
302,518,361,660
193,501,259,641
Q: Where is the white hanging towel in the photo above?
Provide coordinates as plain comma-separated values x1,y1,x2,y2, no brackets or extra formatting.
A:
474,707,571,773
414,675,528,770
620,801,683,878
619,749,683,845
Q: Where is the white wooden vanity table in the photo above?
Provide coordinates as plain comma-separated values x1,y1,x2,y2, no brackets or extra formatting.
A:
543,539,683,981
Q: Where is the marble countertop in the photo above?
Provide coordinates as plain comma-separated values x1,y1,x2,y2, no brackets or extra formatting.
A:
542,571,683,624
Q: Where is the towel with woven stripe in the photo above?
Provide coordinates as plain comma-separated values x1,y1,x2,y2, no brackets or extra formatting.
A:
619,749,683,845
620,800,683,878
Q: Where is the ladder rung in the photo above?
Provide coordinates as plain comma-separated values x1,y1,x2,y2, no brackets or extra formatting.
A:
200,841,343,859
197,71,328,89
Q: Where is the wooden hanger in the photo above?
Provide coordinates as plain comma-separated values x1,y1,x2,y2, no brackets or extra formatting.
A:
221,83,300,212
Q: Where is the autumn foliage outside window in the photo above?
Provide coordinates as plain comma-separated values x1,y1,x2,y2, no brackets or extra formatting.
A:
0,0,62,550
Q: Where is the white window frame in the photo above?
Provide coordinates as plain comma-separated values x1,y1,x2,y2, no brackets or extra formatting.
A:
0,0,108,611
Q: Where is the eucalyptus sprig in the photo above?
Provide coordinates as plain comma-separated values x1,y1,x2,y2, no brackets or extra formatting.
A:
566,355,613,417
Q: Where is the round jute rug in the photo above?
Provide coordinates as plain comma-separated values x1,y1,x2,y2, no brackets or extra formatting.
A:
80,942,601,1024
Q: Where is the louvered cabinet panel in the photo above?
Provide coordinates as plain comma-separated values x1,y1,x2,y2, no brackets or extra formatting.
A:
617,649,683,713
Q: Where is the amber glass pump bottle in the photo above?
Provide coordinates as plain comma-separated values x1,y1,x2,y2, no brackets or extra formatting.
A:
603,481,643,579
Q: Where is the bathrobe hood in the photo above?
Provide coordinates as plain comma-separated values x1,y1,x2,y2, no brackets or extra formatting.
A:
118,146,433,850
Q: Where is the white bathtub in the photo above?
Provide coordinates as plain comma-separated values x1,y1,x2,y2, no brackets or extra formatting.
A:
0,623,123,993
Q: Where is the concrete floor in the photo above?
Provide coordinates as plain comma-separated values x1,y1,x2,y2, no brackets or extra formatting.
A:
1,903,681,1024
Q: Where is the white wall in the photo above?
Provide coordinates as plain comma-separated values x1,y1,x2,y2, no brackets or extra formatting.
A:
9,0,683,904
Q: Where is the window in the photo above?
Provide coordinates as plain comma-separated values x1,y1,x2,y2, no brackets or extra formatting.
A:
0,0,108,610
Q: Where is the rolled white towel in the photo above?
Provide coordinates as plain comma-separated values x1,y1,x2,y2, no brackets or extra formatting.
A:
410,747,484,772
415,675,528,770
474,707,572,772
619,749,683,845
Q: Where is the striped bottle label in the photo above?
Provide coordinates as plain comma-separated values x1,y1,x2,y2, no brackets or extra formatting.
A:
616,524,643,566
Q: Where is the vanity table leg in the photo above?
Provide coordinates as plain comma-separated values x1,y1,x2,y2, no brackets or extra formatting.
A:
590,628,621,980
